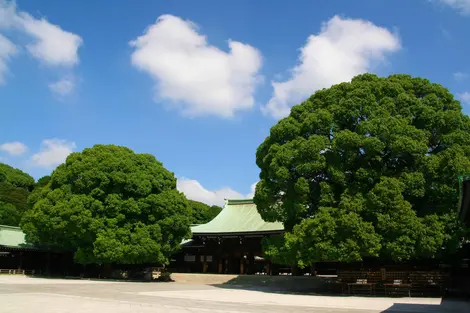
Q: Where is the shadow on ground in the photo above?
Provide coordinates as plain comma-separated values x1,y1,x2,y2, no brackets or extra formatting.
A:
209,274,335,295
381,298,470,313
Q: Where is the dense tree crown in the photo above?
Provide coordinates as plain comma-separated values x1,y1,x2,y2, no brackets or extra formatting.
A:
255,74,470,265
189,200,222,224
0,163,35,226
21,145,192,265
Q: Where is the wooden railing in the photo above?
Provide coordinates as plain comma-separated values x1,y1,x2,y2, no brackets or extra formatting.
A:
0,269,35,275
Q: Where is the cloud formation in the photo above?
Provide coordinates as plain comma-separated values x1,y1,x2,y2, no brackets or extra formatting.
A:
0,1,82,94
48,77,75,96
458,91,470,104
454,72,468,81
31,139,76,168
438,0,470,14
130,14,263,118
177,177,257,206
262,16,401,119
0,34,17,84
0,141,28,156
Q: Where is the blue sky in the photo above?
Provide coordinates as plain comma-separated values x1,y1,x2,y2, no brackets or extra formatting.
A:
1,0,470,206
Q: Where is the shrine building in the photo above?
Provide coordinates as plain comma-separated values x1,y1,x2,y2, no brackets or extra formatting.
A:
169,199,284,275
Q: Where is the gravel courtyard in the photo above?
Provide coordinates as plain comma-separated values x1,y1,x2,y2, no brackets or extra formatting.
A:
0,276,467,313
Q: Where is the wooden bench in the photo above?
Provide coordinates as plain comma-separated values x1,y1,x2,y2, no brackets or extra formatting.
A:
347,279,376,295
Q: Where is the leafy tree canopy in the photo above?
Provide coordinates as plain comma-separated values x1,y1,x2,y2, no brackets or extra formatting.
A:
0,163,35,189
0,163,35,226
255,74,470,265
21,145,192,265
189,200,222,224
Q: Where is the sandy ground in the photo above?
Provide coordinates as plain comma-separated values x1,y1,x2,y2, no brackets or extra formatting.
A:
0,276,468,313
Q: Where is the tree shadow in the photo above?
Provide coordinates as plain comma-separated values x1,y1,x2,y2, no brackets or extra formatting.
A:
208,274,352,296
381,297,469,313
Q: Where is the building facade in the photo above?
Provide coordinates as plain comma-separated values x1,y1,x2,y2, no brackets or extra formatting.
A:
169,199,284,275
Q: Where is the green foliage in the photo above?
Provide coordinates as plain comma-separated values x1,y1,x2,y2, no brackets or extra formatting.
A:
21,145,192,265
27,176,51,210
189,200,222,224
0,201,20,226
0,163,35,226
255,74,470,265
0,163,35,190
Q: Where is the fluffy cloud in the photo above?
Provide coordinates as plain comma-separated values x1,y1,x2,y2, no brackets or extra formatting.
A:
31,139,76,168
130,14,263,118
0,141,28,156
0,34,17,84
19,13,82,67
0,1,82,91
177,177,257,207
262,16,401,119
458,91,470,104
48,77,75,96
438,0,470,14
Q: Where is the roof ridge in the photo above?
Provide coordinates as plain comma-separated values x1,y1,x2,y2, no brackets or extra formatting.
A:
226,199,254,205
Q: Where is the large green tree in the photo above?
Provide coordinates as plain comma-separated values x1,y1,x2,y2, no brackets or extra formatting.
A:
21,145,192,265
0,163,35,226
255,74,470,266
189,200,222,224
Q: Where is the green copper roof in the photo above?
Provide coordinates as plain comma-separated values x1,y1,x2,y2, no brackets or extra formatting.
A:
190,199,284,235
0,225,28,248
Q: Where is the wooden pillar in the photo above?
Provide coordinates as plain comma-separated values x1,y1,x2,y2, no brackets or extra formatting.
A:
218,259,223,274
203,254,207,273
240,257,245,275
266,261,271,275
17,252,23,271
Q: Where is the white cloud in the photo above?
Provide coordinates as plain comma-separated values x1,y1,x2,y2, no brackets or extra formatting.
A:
48,76,75,96
246,181,258,199
262,16,401,119
458,92,470,104
177,177,256,207
0,34,17,84
438,0,470,14
18,13,82,67
0,0,82,89
454,72,468,81
0,141,28,156
31,139,76,168
130,14,263,118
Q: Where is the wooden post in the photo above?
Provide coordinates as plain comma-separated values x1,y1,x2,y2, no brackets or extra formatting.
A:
266,261,271,275
203,254,207,273
240,258,245,275
18,252,23,271
218,259,223,274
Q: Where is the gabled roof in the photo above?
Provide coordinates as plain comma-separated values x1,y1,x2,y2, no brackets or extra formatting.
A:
190,199,284,236
0,225,29,248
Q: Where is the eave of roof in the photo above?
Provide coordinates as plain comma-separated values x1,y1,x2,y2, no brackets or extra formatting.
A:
190,198,284,236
